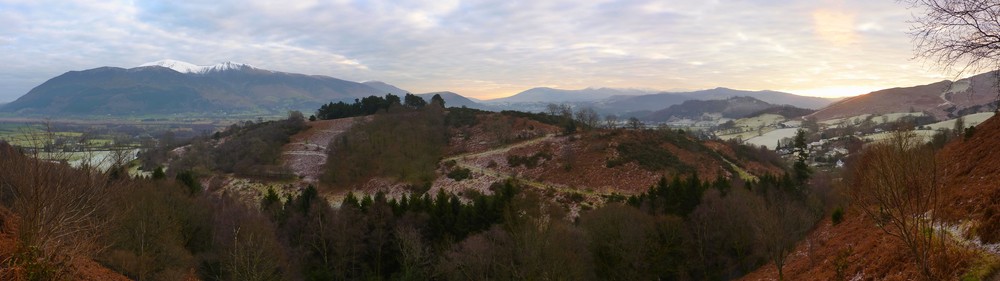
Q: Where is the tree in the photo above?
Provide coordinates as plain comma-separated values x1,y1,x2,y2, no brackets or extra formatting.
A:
802,116,819,133
909,0,1000,73
850,129,940,279
752,191,814,281
404,93,427,108
558,104,573,120
385,93,401,106
546,103,561,116
792,129,811,187
604,114,619,129
627,117,644,130
907,0,1000,109
0,141,128,277
431,94,446,108
574,107,600,129
952,115,965,138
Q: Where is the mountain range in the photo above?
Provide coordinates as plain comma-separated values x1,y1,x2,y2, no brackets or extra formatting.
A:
0,59,857,118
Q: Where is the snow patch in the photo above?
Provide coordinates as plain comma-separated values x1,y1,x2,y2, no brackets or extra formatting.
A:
139,59,258,74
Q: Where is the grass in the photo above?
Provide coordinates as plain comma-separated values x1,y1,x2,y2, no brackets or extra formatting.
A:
960,252,1000,281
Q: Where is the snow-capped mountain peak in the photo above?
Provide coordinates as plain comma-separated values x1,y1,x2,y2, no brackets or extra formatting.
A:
139,59,257,74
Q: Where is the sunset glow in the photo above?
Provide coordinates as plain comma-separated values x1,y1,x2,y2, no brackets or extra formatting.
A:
0,0,956,101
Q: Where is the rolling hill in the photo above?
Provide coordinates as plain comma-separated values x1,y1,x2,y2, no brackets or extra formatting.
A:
2,60,384,115
810,71,999,121
643,96,779,121
599,88,835,115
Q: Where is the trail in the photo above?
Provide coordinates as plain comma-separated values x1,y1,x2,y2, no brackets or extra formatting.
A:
939,80,968,107
444,134,600,197
281,118,358,184
936,221,1000,256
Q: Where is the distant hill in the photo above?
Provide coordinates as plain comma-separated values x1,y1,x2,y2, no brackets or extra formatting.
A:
747,105,815,119
363,81,411,96
416,91,490,110
2,60,383,115
600,88,834,114
686,87,835,109
644,96,777,121
810,71,999,121
596,93,693,113
489,87,654,103
595,88,833,116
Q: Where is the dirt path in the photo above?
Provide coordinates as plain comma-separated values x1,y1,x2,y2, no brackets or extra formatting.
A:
281,118,358,184
443,134,602,198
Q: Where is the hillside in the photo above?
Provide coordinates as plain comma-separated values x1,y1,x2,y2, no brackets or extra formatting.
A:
644,96,777,121
2,61,383,116
811,71,999,121
363,81,411,95
384,110,783,200
744,115,1000,280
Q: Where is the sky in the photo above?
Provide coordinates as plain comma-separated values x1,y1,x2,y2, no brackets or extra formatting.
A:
0,0,963,102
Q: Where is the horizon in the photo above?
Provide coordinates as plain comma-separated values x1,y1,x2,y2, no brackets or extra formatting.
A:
0,1,958,102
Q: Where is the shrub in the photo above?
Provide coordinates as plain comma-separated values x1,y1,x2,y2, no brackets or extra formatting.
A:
832,207,844,225
447,168,472,181
507,151,552,168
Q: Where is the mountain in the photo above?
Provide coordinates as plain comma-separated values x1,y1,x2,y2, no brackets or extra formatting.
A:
746,105,816,119
685,87,834,109
2,60,383,115
363,81,411,96
489,87,653,103
599,88,834,115
596,92,693,114
643,96,777,121
416,91,490,109
810,71,999,121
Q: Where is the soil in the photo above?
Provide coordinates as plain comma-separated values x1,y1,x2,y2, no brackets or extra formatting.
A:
281,118,359,184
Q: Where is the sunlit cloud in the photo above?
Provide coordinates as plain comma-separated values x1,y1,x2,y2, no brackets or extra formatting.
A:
813,9,858,46
0,0,954,102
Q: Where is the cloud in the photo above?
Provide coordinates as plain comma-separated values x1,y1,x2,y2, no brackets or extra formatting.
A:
0,0,952,102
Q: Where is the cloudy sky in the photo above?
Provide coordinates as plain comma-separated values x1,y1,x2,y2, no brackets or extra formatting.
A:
0,0,960,102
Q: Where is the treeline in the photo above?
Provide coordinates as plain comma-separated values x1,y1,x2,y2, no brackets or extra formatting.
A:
316,93,443,120
321,105,448,188
623,173,825,280
257,181,519,280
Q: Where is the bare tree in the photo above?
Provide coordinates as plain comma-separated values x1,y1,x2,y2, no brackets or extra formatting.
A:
909,0,1000,73
627,117,644,130
907,0,1000,108
558,104,574,120
850,129,940,279
604,114,619,129
573,107,601,129
751,191,814,281
546,103,561,116
0,143,124,278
